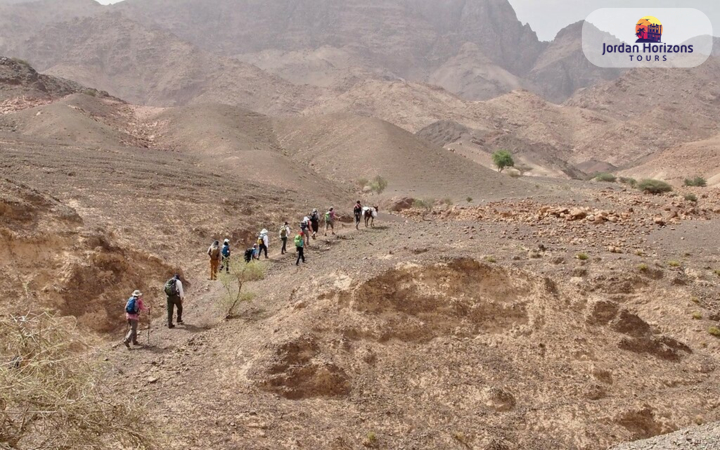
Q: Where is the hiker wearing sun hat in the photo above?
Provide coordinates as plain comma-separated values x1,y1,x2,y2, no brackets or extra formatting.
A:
258,229,269,259
123,289,148,349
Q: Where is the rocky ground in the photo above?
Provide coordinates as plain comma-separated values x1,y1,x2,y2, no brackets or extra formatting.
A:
95,180,720,450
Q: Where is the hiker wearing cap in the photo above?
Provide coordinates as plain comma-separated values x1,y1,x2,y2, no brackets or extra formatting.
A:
219,239,231,273
294,231,305,265
324,208,336,236
310,209,320,239
353,201,363,230
279,222,291,254
207,240,221,280
123,290,149,349
164,275,185,329
300,216,311,247
258,229,269,259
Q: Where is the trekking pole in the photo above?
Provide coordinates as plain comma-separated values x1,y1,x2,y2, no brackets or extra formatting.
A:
147,306,152,346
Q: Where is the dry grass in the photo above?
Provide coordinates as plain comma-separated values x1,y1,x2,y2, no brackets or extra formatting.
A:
0,312,157,449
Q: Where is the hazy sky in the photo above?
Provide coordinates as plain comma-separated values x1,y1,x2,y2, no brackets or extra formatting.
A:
95,0,719,42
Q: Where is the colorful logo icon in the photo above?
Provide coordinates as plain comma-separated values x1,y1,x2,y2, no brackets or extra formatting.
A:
635,16,662,43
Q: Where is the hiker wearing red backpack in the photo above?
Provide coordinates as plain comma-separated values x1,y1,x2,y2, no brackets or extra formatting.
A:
123,290,149,349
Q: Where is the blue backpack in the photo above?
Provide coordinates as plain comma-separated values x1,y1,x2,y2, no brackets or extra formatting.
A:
222,245,230,257
125,297,140,315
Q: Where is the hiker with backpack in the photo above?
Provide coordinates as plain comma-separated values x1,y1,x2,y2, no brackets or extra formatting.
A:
258,229,269,259
207,240,221,280
123,290,149,349
244,246,255,263
295,231,305,266
324,208,336,236
279,222,290,254
300,216,311,247
310,209,320,239
353,201,363,230
165,274,185,328
219,239,231,273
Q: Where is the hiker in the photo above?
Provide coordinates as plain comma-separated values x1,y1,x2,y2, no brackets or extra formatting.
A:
300,216,311,247
244,246,255,263
353,200,363,230
207,240,221,280
252,243,260,260
123,290,149,349
165,274,185,329
295,231,305,265
310,209,320,239
219,239,231,273
258,229,269,259
279,222,290,254
324,207,336,236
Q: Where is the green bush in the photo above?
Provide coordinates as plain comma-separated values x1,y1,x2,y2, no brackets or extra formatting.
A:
577,253,589,261
466,197,473,203
619,177,637,187
492,150,514,172
595,173,617,182
638,263,648,272
357,178,369,188
412,198,434,211
638,179,673,194
684,176,707,187
667,260,681,268
369,176,388,195
692,312,703,320
684,193,698,203
441,197,453,206
708,326,720,337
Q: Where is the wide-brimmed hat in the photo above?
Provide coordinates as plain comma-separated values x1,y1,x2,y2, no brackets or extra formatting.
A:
261,229,268,235
132,290,142,297
224,239,230,244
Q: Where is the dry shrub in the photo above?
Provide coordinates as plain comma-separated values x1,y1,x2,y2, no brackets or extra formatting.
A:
0,312,156,449
218,261,267,319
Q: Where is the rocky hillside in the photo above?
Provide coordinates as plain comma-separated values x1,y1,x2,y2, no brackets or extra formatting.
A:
13,13,323,115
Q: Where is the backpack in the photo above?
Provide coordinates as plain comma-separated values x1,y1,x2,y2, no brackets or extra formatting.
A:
300,221,307,231
164,278,177,296
125,297,140,315
221,245,230,257
257,237,263,246
294,235,303,247
210,246,220,259
244,248,254,263
311,212,318,221
325,212,331,221
280,227,287,238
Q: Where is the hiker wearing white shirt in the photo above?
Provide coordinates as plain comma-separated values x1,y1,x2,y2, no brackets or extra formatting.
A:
279,222,291,254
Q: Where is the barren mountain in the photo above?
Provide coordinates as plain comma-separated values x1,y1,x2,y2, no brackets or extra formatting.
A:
0,0,100,56
620,134,720,188
274,113,537,200
0,56,86,106
526,21,625,103
14,13,323,115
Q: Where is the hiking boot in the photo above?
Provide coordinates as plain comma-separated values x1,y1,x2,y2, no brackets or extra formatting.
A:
168,324,175,329
177,320,184,325
133,342,142,347
124,341,130,350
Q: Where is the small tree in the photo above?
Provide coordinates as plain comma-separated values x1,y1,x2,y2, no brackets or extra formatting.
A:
492,150,514,172
218,260,266,319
